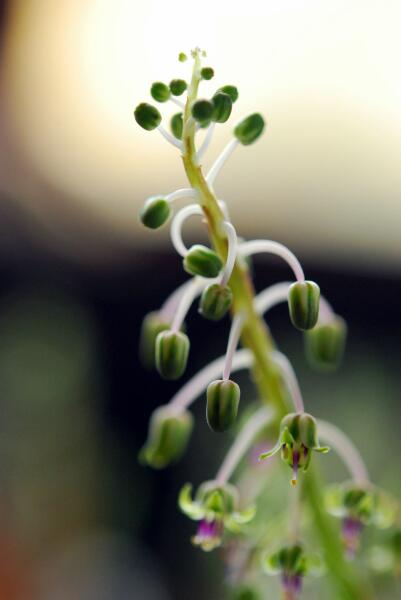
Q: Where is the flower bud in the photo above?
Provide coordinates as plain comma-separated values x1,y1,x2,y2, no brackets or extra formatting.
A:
201,67,214,80
288,281,320,331
191,99,214,127
234,113,265,145
169,79,187,96
150,81,170,102
170,112,183,140
304,316,347,371
218,85,239,103
212,92,232,123
155,330,190,380
139,406,193,468
139,196,171,229
178,52,187,62
139,311,170,368
183,245,223,278
199,283,233,321
134,102,162,130
206,379,240,432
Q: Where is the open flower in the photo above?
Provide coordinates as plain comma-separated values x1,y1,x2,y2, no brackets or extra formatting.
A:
325,481,396,558
259,413,329,485
178,480,256,551
262,543,323,600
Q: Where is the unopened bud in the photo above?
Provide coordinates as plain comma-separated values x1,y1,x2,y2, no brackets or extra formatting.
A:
150,81,170,102
212,92,232,123
183,245,223,278
288,281,320,331
139,312,170,368
234,113,265,145
199,283,233,321
206,379,240,432
170,79,187,96
191,99,214,127
178,52,187,62
155,330,190,380
134,103,162,131
201,67,214,80
305,316,347,371
139,197,171,229
218,85,239,103
170,112,183,140
139,407,193,468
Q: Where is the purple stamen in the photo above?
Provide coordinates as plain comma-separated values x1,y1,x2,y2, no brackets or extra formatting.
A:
342,517,363,559
281,573,303,599
192,518,224,551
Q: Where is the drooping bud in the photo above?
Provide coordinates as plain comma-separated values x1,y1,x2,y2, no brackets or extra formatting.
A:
134,102,162,130
199,283,233,321
139,406,193,468
206,379,240,432
201,67,214,80
212,92,233,123
150,81,170,102
288,281,320,331
178,52,187,62
170,112,183,140
191,99,214,127
139,196,171,229
169,79,187,96
139,311,170,368
304,316,347,370
183,245,223,278
218,85,239,103
155,330,190,380
234,113,265,145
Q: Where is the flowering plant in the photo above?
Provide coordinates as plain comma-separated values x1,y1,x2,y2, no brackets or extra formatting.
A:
135,49,399,599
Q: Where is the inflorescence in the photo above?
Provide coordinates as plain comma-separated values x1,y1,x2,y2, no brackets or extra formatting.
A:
134,48,399,600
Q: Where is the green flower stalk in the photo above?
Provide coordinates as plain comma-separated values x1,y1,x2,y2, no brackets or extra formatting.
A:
134,48,398,599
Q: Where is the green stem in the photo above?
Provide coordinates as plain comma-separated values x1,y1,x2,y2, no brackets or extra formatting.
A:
181,51,372,600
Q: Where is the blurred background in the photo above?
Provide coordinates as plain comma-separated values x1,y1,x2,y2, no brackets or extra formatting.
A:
0,0,400,598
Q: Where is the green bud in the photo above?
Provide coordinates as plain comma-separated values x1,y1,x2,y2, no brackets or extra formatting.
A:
218,85,239,103
134,102,162,131
150,81,170,102
304,316,347,371
139,406,193,468
169,79,187,96
155,330,190,380
212,92,232,123
234,113,265,145
170,112,183,140
139,312,170,368
201,67,214,80
199,283,233,321
139,196,171,229
178,52,187,62
206,379,240,432
288,281,320,331
183,245,223,278
191,99,214,127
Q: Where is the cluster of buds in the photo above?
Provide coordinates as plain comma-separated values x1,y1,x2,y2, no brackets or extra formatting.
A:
135,48,399,598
